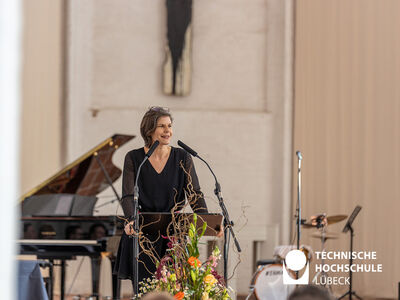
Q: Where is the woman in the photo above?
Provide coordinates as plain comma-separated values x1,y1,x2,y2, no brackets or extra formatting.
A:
114,106,208,284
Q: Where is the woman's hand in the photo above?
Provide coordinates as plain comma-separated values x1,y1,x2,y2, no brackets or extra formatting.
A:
124,221,136,236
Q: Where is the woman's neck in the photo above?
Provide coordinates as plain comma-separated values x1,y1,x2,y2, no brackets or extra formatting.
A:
145,143,170,159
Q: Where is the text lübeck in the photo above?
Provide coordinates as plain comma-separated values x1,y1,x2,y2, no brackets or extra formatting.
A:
315,277,350,285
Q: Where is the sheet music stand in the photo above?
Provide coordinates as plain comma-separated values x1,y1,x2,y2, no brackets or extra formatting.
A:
338,205,362,300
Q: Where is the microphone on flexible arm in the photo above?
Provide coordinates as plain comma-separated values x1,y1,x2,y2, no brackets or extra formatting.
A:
177,140,198,157
177,140,241,284
178,140,221,195
131,140,159,295
296,150,303,160
296,150,303,170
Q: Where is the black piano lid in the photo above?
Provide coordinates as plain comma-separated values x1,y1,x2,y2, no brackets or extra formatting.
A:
20,134,135,201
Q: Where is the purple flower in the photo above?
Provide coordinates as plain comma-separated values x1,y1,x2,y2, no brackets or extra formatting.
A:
162,235,177,249
211,270,225,285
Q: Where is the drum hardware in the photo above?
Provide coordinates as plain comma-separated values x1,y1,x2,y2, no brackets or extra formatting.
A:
299,213,347,287
311,228,330,287
309,214,339,288
311,232,339,240
302,214,348,228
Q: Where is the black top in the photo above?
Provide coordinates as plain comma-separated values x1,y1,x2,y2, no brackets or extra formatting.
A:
120,146,207,216
114,146,207,281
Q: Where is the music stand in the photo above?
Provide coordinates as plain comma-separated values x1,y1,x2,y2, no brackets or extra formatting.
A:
338,205,362,300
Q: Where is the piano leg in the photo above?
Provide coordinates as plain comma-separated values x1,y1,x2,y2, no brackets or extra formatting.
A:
110,259,121,300
39,259,54,300
49,260,54,300
90,256,101,300
61,260,66,300
112,273,121,300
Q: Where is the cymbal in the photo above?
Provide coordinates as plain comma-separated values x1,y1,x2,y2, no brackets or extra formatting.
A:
302,214,348,228
302,223,316,229
327,215,347,224
311,232,339,240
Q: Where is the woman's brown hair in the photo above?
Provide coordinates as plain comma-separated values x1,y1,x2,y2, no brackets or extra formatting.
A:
140,107,173,148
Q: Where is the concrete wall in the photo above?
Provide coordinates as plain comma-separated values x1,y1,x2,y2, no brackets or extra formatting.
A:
20,0,64,195
67,0,293,296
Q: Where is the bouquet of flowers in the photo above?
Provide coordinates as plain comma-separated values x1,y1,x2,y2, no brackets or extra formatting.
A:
136,213,231,300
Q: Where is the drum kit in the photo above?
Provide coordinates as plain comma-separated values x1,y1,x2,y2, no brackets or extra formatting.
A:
247,213,348,300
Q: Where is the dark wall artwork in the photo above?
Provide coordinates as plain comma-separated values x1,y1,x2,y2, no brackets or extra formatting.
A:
163,0,192,96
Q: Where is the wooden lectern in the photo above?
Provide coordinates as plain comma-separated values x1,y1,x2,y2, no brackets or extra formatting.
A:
138,212,223,237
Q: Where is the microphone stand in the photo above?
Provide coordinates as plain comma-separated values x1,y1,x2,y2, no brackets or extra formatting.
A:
196,155,241,285
296,151,302,251
132,160,144,296
131,141,159,296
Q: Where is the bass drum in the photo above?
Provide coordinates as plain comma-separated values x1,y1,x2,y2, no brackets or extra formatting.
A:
249,264,294,300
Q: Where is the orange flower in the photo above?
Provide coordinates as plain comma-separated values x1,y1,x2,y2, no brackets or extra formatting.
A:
174,291,185,300
188,256,202,268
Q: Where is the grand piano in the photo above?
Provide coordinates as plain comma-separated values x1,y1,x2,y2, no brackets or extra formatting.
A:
19,134,135,300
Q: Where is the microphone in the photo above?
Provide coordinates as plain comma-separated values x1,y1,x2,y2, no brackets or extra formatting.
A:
296,151,303,160
177,140,242,258
145,140,160,158
177,140,198,157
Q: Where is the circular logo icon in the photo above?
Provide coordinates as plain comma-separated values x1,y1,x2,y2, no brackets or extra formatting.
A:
285,250,307,271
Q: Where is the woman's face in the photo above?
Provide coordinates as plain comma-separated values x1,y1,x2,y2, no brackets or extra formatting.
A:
150,116,173,146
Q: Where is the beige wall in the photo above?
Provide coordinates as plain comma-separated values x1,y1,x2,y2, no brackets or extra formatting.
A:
294,0,400,298
20,0,63,195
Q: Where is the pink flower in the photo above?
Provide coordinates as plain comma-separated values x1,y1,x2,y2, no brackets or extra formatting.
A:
208,255,218,268
156,256,172,279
